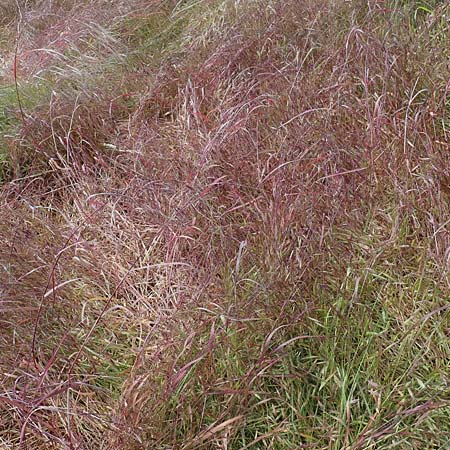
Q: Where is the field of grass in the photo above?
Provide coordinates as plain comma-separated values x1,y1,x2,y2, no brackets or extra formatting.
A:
0,0,449,449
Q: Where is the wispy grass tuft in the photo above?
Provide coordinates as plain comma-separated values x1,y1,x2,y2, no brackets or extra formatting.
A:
0,0,449,448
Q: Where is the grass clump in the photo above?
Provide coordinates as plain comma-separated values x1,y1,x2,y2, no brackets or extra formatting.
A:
0,0,449,449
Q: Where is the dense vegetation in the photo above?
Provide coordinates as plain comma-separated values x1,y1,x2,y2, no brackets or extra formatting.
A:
0,0,449,448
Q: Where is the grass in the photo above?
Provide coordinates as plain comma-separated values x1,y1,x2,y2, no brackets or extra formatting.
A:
0,0,449,448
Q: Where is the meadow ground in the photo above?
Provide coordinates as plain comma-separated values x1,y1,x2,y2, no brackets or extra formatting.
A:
0,0,449,448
